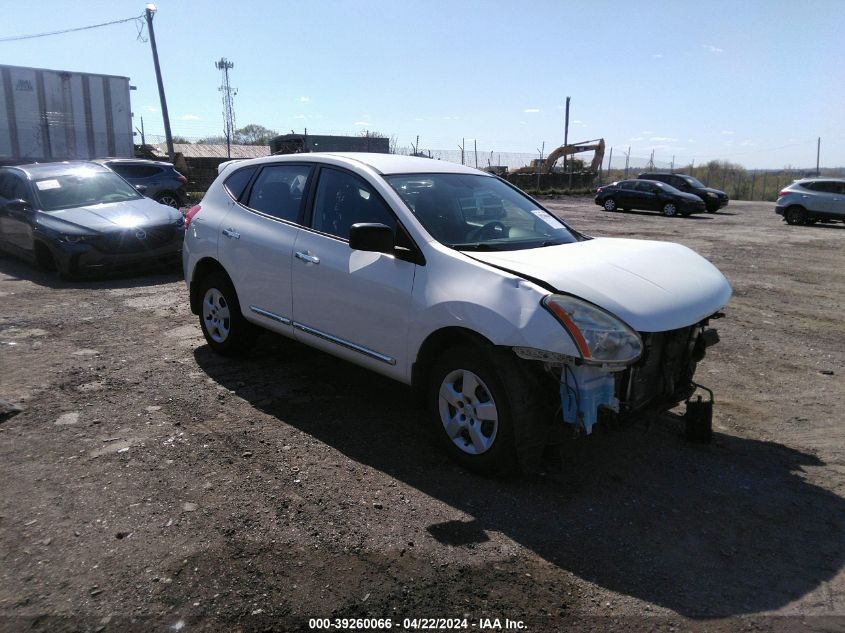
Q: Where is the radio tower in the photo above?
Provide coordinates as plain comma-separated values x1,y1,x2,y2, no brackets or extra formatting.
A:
215,57,236,158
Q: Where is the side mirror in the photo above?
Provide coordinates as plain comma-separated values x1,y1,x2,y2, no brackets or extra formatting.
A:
5,199,32,213
349,223,394,254
135,184,148,194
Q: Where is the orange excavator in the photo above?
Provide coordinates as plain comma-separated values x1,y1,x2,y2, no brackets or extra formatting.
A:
515,138,606,174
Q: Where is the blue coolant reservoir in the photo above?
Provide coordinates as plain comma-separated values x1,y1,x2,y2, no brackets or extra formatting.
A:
560,365,620,434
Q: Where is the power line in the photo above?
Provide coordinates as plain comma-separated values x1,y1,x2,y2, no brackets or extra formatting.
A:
0,15,143,43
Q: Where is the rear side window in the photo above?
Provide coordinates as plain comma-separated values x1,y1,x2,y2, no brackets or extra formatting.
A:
110,164,161,179
311,167,396,240
245,164,312,222
804,181,841,193
635,181,659,192
619,180,637,190
224,167,257,201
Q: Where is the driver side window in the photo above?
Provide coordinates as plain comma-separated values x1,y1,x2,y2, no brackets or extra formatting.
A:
311,168,396,240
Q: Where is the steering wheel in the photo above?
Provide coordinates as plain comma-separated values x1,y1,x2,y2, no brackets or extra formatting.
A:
470,220,508,241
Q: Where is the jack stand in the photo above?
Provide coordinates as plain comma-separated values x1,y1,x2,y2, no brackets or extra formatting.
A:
684,383,714,444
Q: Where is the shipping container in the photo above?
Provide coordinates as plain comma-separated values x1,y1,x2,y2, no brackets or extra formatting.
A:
0,64,133,164
270,133,390,155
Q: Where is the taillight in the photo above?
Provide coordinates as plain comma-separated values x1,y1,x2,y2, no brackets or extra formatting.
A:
596,187,604,193
184,204,201,229
176,174,187,184
777,190,788,197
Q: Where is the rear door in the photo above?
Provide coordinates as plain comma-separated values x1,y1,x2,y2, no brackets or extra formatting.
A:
0,173,35,253
217,163,313,334
290,165,416,380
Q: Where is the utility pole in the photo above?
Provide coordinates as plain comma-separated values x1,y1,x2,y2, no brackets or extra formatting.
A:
624,146,630,178
816,137,821,176
671,155,675,172
458,138,464,165
474,139,478,169
215,57,236,159
604,146,612,185
563,96,570,173
145,4,174,161
135,116,146,146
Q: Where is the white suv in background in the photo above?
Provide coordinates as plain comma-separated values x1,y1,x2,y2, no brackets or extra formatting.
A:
183,153,731,473
776,178,845,225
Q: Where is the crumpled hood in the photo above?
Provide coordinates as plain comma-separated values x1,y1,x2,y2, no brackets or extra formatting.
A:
469,237,732,332
40,197,180,233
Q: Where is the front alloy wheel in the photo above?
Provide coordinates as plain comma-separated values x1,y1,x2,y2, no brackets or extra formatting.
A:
603,198,617,212
785,206,808,226
662,202,678,217
438,369,499,456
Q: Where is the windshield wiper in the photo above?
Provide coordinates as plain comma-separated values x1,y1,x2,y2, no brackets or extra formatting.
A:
540,240,567,247
451,242,506,251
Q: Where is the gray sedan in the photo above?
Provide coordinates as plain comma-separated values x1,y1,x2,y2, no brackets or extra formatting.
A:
0,161,184,278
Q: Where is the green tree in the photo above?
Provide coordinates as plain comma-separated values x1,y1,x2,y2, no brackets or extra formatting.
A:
234,124,278,146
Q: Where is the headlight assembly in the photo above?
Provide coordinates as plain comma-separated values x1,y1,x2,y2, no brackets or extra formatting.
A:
542,294,642,365
706,192,718,198
62,234,94,243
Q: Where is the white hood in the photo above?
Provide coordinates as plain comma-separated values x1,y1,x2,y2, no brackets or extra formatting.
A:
469,237,732,332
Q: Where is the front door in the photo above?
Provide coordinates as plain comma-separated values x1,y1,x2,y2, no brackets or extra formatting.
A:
0,173,35,254
290,166,416,380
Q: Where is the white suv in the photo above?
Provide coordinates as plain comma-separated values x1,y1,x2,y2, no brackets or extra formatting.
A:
776,178,845,225
183,153,731,473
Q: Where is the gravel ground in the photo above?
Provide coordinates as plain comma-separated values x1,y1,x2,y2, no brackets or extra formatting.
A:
1,199,844,633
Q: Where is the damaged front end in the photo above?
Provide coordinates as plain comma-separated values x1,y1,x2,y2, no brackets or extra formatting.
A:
515,294,723,439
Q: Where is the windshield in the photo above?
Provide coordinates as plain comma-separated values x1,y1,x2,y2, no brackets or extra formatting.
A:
385,173,578,250
683,175,706,188
34,169,142,211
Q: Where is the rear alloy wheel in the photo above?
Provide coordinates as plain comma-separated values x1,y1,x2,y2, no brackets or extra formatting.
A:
198,272,256,355
662,202,678,217
430,345,517,474
155,192,181,208
603,198,617,212
785,206,808,226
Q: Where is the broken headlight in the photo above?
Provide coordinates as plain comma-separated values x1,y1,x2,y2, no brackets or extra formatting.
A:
542,294,642,365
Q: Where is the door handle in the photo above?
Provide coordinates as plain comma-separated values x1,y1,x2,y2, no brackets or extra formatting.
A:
295,251,320,265
222,228,240,239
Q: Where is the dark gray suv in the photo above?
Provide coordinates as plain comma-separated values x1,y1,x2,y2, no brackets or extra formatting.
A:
637,172,729,213
95,158,188,208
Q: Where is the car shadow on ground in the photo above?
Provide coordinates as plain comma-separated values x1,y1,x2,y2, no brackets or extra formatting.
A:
193,335,845,619
615,210,714,220
0,253,182,290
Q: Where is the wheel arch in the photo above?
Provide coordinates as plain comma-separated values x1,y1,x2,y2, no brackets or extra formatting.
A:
410,326,495,406
189,258,233,314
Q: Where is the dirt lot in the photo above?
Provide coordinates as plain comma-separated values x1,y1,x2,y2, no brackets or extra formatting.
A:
1,199,844,632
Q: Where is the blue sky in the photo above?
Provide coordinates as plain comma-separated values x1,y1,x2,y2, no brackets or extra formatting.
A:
2,0,842,168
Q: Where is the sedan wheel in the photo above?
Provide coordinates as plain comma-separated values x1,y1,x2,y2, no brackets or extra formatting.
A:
603,198,617,212
662,202,678,217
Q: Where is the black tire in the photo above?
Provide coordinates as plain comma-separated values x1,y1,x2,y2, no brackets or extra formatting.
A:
428,344,525,474
197,271,256,356
602,198,617,212
662,202,679,217
155,191,181,208
785,206,808,226
706,207,718,214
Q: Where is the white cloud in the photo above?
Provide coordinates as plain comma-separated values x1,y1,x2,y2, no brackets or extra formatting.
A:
299,96,310,102
572,119,586,127
702,44,724,54
688,138,696,143
721,130,735,135
524,108,540,113
413,117,425,122
740,139,757,146
354,121,371,126
652,53,663,59
442,116,459,121
650,136,677,142
294,114,306,119
144,106,157,112
629,137,644,142
180,114,200,121
641,130,653,135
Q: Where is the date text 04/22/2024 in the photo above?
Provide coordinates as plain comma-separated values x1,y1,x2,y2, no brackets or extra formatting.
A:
308,617,527,630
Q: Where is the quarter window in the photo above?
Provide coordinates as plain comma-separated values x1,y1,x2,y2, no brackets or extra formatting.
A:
311,168,396,240
245,165,311,222
224,167,257,201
